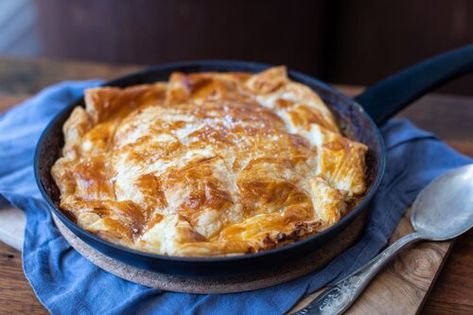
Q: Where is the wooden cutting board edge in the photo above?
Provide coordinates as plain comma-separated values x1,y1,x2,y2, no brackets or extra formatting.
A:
415,241,455,315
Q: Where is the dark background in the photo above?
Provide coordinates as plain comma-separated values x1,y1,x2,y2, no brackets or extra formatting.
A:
3,0,473,95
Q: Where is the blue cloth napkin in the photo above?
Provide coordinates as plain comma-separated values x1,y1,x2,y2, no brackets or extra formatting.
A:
0,81,471,315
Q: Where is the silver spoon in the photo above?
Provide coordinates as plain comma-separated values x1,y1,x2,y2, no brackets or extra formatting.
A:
296,164,473,315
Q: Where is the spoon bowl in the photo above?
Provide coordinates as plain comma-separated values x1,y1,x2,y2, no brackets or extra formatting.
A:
411,164,473,240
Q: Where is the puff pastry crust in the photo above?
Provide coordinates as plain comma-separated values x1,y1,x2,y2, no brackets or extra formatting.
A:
51,67,368,256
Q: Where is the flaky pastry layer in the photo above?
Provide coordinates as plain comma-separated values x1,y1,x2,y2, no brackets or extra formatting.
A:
51,67,368,256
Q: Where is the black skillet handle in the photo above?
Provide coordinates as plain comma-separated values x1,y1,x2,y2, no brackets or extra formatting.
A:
354,44,473,126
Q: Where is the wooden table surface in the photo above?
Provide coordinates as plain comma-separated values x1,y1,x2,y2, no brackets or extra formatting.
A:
0,57,472,314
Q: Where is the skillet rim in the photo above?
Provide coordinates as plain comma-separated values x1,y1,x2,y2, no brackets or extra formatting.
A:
34,60,386,264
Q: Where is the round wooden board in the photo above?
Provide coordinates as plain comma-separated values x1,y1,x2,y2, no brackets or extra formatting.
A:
53,213,365,294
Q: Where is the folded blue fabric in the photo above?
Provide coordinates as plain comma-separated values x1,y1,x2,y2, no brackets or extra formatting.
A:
0,81,471,315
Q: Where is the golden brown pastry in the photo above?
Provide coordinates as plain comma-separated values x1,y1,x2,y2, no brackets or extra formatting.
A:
51,67,368,256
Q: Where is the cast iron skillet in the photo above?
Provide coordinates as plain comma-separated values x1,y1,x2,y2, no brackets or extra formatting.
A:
35,45,473,276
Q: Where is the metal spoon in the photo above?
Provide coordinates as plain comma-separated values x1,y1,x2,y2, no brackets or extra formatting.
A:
296,164,473,315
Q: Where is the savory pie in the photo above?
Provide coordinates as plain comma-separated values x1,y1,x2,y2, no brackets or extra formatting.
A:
51,66,368,256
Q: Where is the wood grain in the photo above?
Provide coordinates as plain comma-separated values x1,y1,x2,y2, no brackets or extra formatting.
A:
424,229,473,314
0,93,26,113
0,57,141,96
0,58,472,314
0,242,46,314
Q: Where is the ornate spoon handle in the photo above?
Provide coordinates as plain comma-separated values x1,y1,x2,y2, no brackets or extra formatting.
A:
295,232,423,315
